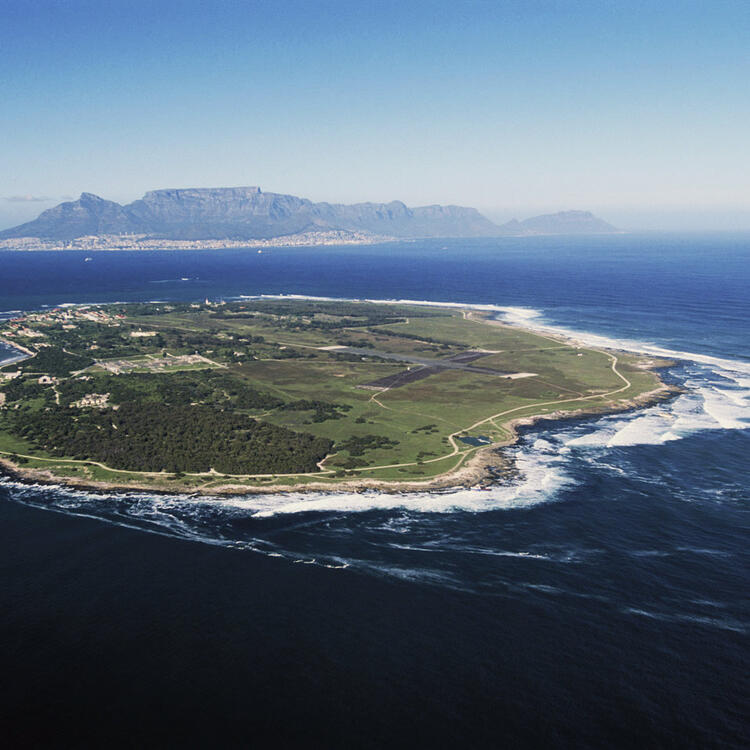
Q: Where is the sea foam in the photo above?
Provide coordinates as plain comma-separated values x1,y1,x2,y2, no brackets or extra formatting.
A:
2,294,747,572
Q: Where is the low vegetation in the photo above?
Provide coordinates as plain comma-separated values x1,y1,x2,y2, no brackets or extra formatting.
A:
9,404,331,474
0,298,666,491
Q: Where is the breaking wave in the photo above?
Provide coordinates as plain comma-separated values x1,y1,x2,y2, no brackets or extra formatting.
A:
2,293,748,594
492,305,750,445
241,294,750,447
0,432,577,582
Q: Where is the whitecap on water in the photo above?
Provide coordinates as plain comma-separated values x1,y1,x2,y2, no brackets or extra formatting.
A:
560,363,749,451
2,294,747,585
239,294,750,443
0,436,575,580
622,607,747,634
606,415,682,447
700,387,750,429
233,294,750,438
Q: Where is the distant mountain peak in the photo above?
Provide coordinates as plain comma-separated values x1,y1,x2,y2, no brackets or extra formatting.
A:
0,187,618,242
77,192,116,207
497,210,618,236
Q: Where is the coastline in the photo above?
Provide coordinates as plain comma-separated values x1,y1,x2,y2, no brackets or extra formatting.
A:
0,382,678,497
0,336,35,361
0,317,679,497
0,231,396,252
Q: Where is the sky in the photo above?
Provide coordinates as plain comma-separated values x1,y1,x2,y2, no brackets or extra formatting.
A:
1,0,749,231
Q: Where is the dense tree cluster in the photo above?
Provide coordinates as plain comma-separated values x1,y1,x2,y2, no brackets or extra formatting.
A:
57,370,283,410
42,323,165,358
1,376,52,404
1,366,349,475
281,399,352,422
35,317,266,364
10,404,332,475
17,347,93,376
336,434,400,456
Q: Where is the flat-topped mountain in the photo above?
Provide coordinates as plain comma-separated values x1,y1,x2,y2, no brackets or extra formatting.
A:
0,186,618,242
502,210,618,235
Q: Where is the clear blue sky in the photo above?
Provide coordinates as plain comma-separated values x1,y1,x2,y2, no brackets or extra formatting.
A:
2,0,749,230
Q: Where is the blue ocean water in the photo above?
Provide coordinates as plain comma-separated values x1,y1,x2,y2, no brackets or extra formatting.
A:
0,234,748,747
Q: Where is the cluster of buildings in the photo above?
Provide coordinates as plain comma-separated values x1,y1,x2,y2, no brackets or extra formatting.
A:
71,393,111,409
1,307,124,339
0,229,390,252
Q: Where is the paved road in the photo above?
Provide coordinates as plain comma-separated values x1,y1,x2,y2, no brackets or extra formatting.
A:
336,347,510,377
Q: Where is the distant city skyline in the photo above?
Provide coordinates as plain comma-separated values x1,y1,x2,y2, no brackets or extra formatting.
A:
2,0,749,231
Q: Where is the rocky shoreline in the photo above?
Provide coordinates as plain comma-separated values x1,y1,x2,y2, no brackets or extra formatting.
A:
0,302,680,498
0,369,680,499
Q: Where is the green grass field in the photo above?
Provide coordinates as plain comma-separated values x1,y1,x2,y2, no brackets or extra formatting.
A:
0,299,667,491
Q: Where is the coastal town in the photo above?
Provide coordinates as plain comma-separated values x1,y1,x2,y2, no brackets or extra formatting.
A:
0,229,391,252
1,305,121,341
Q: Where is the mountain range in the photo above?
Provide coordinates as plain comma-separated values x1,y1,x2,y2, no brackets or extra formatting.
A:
0,187,618,242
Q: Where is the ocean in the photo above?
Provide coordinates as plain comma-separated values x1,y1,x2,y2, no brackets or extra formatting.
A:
0,234,748,747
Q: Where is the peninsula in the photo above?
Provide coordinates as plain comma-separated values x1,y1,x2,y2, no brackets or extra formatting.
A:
0,187,619,249
0,298,673,495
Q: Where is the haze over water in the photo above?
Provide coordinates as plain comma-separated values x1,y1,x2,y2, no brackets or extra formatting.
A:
0,234,748,746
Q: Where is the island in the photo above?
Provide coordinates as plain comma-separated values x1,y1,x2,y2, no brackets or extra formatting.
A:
0,298,674,494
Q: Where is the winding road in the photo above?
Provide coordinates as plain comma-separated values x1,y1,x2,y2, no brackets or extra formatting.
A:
0,350,633,486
